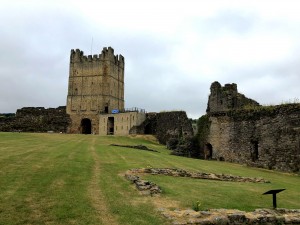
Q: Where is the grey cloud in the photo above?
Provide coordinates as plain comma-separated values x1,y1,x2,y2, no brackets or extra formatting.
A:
1,2,300,119
201,10,258,35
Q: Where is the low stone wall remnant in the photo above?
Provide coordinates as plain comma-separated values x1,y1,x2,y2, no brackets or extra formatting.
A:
128,168,270,183
125,168,299,224
159,208,300,225
125,172,162,196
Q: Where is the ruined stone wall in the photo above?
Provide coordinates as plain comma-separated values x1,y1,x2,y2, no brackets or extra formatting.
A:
125,111,193,144
66,47,124,134
154,111,194,144
0,106,70,133
207,102,300,172
207,81,259,113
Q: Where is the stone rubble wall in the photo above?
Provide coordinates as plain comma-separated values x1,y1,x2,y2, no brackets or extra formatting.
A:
125,172,162,196
160,208,300,225
205,81,300,172
131,111,194,145
155,111,194,144
127,168,270,183
208,104,300,172
0,106,70,133
207,81,259,113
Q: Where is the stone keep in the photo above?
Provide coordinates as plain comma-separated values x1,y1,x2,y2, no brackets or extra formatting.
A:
66,47,124,134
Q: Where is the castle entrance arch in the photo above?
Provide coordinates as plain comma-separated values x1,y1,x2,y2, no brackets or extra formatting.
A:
81,118,92,134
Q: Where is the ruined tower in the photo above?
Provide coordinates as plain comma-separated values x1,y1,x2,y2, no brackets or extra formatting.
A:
66,47,124,134
206,81,259,113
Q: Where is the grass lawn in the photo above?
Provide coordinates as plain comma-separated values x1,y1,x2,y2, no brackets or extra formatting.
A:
0,132,299,225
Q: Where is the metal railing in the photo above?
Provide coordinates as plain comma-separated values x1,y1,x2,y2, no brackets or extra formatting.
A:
99,107,146,114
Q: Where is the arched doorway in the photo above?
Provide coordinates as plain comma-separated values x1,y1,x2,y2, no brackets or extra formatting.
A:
205,143,213,160
81,118,92,134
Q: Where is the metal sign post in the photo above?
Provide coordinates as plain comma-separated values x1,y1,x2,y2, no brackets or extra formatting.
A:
263,189,285,209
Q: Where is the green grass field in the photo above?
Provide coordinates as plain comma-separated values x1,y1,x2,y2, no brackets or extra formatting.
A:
0,132,299,225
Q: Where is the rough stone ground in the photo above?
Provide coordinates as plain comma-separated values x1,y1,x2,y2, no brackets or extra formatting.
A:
125,168,300,225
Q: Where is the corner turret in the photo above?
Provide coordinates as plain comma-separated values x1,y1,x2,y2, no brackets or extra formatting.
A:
70,49,84,63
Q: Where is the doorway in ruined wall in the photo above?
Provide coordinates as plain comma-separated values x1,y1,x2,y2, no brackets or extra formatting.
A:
107,117,114,135
81,118,92,134
205,143,213,159
251,141,259,162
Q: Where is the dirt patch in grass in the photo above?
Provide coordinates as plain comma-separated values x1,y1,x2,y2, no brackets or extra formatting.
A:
25,194,54,223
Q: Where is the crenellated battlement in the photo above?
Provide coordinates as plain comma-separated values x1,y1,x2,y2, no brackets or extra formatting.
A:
67,46,125,134
70,47,124,67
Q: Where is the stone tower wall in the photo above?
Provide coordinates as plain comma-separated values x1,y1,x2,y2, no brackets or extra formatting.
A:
66,47,124,134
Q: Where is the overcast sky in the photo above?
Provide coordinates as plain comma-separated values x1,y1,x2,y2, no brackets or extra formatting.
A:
1,0,300,118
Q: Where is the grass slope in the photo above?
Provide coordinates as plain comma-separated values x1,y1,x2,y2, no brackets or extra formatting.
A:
0,133,299,225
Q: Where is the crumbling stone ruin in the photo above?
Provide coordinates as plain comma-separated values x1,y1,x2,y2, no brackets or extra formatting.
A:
207,81,260,113
0,106,70,132
132,111,194,143
205,81,300,172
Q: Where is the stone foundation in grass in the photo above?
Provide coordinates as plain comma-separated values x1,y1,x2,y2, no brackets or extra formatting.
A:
158,208,300,225
123,168,300,224
127,168,270,183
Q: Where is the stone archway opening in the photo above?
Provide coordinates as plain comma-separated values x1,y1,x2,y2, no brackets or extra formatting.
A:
205,143,213,160
81,118,92,134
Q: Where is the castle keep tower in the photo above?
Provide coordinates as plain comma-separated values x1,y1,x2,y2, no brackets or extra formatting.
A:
66,47,124,134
